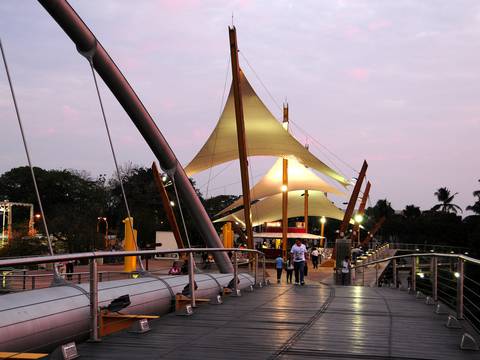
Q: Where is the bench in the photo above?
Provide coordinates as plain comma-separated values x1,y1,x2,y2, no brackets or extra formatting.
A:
99,310,159,337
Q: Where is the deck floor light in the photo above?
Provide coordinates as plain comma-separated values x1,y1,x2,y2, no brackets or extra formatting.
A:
55,342,79,360
454,272,460,278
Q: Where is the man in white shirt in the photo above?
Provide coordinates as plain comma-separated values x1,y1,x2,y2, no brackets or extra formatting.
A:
290,239,308,285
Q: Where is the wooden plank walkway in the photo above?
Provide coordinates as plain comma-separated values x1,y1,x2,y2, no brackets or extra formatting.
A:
76,283,479,359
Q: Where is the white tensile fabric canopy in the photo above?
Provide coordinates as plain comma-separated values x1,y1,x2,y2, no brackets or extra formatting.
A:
184,71,349,187
216,156,345,216
214,190,346,228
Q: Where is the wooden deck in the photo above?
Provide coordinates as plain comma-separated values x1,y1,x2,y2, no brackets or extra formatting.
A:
76,283,479,359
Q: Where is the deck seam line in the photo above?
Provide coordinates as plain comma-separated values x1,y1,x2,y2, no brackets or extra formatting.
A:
269,285,335,359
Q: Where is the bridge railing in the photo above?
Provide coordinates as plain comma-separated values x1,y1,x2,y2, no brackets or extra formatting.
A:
0,247,267,346
353,251,480,335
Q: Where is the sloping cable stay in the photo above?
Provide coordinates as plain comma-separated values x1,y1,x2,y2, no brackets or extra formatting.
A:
0,39,59,277
81,47,145,271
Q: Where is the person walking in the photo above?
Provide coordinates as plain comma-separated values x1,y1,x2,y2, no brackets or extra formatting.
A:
341,256,351,285
311,247,319,269
285,258,294,283
290,239,308,285
275,255,284,283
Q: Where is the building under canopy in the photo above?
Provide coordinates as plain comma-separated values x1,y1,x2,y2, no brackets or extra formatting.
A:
216,156,345,216
214,190,345,228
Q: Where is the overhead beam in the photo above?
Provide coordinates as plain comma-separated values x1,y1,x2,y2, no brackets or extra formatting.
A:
38,0,232,272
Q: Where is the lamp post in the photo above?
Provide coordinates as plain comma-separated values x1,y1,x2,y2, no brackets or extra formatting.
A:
320,216,326,247
354,213,363,247
96,217,108,250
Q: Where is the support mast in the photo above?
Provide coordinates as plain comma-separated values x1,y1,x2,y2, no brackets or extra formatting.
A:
152,162,184,250
282,104,289,258
229,26,253,249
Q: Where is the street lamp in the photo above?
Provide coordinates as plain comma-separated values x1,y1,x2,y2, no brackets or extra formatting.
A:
320,216,326,247
354,213,364,246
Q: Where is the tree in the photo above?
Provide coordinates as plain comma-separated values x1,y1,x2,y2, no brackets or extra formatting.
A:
0,166,108,253
431,187,462,214
403,205,421,219
466,180,480,215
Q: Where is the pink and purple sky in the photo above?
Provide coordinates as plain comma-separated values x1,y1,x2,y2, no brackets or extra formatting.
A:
1,1,479,214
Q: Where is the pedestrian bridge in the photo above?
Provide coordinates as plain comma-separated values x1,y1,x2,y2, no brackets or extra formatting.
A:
0,246,479,359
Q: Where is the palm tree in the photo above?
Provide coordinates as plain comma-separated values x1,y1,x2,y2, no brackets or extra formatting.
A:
466,179,480,215
431,187,462,214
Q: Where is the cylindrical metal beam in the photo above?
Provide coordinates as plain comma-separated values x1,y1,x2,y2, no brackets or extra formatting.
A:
38,0,232,273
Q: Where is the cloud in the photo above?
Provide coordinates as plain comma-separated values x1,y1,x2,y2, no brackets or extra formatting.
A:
347,67,370,81
368,20,391,31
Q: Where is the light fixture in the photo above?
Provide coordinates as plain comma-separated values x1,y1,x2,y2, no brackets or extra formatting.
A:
162,175,167,182
281,184,288,192
418,272,425,279
320,216,326,224
454,272,460,278
170,201,175,206
354,214,363,223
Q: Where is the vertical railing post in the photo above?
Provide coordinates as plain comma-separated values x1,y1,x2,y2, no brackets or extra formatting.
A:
89,258,99,342
22,270,26,290
411,256,416,292
78,273,81,284
233,250,239,295
262,254,266,285
362,265,365,286
457,257,464,320
432,256,438,302
188,251,196,307
32,276,35,290
392,259,397,288
254,252,258,286
375,263,379,287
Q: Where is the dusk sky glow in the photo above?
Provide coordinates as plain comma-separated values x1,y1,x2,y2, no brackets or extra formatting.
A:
1,1,479,214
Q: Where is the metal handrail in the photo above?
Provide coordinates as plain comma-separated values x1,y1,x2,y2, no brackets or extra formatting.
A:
0,247,264,267
352,248,480,334
353,252,480,269
0,247,267,343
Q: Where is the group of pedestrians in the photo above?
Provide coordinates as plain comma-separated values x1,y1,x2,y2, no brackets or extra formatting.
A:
275,239,313,285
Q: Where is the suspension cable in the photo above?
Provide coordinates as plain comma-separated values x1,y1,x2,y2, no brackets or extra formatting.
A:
87,60,145,271
239,50,356,179
205,56,230,199
0,39,57,264
171,175,192,248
